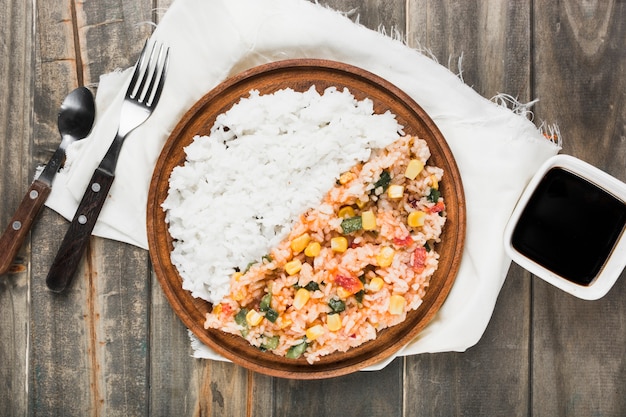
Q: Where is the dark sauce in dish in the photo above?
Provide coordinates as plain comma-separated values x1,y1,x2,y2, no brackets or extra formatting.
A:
512,167,626,286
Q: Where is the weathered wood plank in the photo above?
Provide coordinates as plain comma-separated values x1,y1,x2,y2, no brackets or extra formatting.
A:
29,1,154,416
273,359,403,417
407,0,534,99
403,1,533,416
89,239,151,416
193,362,250,417
533,1,626,174
148,273,203,416
30,232,152,416
320,0,406,34
0,0,34,413
404,267,532,416
30,214,94,416
531,279,626,417
531,1,626,416
79,1,154,81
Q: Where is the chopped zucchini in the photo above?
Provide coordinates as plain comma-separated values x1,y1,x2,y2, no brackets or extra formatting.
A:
286,341,308,359
260,335,280,351
341,216,362,234
264,308,279,323
328,297,346,314
259,293,271,311
234,308,249,337
373,170,391,192
427,188,441,203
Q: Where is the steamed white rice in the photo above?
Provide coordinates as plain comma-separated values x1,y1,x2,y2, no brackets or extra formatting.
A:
162,86,403,304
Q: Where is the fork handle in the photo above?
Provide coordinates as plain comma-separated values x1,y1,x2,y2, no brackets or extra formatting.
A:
0,180,51,275
46,168,114,292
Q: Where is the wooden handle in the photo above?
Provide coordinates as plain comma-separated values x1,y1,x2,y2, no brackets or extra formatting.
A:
0,180,51,275
45,169,115,292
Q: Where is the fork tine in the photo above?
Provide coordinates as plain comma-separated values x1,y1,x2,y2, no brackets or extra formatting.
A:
132,42,158,101
145,46,169,107
127,40,152,98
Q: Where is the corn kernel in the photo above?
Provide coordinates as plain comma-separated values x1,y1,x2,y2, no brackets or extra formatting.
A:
361,210,377,231
326,314,342,331
284,259,302,276
278,317,292,329
304,241,321,257
232,290,244,301
387,184,405,199
407,210,427,228
388,295,406,315
232,272,243,282
306,324,325,341
338,206,356,218
368,277,384,292
405,159,424,180
430,174,439,190
355,198,368,209
331,236,348,253
336,286,352,299
376,246,395,267
246,309,264,326
212,303,223,316
290,233,311,254
293,288,310,310
339,172,355,184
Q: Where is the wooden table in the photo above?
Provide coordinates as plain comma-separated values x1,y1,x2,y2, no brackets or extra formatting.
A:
1,1,624,416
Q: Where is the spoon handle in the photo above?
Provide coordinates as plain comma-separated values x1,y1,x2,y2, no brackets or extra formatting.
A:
0,180,51,275
45,168,114,292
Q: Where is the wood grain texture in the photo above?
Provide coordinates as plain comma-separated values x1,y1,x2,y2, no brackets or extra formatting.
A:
407,0,533,100
148,275,202,416
404,266,532,416
29,1,153,416
533,0,626,177
320,0,406,34
273,358,403,417
0,0,34,416
531,1,626,416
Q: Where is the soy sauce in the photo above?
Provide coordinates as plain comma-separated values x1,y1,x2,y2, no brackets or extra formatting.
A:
512,167,626,286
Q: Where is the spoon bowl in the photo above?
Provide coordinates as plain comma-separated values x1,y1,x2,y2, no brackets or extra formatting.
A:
58,86,96,144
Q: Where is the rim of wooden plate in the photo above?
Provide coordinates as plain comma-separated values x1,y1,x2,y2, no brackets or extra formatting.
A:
147,59,466,379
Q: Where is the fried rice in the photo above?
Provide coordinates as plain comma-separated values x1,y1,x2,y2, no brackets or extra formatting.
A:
203,134,446,363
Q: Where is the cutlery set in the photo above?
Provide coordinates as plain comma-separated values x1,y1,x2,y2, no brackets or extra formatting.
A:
0,87,95,275
0,40,170,291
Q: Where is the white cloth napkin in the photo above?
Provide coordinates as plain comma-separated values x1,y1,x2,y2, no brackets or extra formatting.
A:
45,0,560,369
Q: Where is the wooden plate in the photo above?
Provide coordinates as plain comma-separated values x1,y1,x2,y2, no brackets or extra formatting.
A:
147,59,466,379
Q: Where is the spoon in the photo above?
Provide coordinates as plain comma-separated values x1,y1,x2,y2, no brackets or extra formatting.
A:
0,86,96,275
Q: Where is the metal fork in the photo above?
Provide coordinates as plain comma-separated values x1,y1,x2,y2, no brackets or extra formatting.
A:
46,41,170,292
